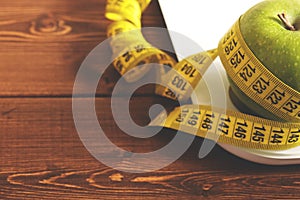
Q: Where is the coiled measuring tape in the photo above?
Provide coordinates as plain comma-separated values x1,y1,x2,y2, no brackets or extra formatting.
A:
219,20,300,123
105,0,300,150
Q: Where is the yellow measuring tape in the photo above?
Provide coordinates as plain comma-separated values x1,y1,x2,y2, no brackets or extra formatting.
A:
219,20,300,123
105,0,300,150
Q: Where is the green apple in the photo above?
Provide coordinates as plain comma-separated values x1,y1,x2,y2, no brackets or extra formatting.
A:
228,0,300,121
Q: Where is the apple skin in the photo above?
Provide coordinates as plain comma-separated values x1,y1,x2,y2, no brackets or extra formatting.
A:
228,0,300,121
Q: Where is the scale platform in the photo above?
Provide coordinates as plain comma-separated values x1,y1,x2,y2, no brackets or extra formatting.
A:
158,0,300,165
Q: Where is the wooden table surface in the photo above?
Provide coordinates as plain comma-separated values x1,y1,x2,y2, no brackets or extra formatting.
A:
1,0,300,199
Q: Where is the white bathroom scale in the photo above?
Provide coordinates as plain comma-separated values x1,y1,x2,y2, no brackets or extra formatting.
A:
158,0,300,165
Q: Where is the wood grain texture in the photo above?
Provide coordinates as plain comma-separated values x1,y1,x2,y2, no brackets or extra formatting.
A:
1,97,300,200
1,0,300,199
0,0,172,96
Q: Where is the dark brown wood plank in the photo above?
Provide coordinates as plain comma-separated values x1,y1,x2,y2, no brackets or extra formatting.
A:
0,0,173,96
1,0,300,199
1,97,300,199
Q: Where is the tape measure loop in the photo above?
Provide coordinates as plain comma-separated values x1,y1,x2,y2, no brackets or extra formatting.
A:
105,0,300,150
